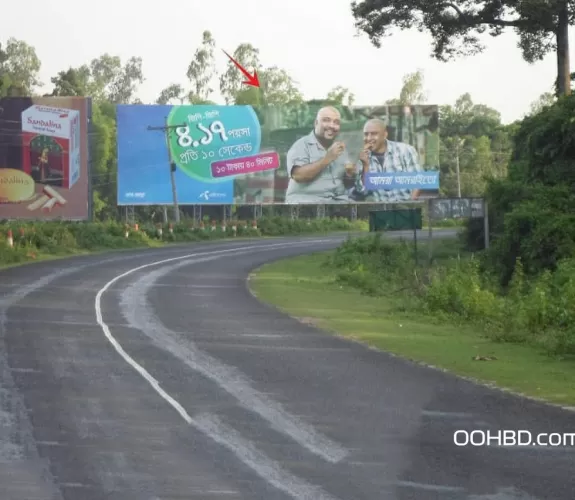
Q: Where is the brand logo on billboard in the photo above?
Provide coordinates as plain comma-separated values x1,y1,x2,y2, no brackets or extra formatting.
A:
27,117,62,130
198,190,226,200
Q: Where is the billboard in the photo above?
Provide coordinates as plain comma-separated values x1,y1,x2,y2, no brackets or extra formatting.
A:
117,103,440,205
0,96,91,220
430,197,485,219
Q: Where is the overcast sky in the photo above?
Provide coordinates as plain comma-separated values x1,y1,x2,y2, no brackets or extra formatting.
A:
5,0,573,124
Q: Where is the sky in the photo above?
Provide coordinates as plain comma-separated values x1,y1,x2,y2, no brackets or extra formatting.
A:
4,0,573,124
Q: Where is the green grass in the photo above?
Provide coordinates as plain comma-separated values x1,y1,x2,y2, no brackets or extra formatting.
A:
250,250,575,408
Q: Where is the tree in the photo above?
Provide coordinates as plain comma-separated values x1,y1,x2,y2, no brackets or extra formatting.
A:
257,66,303,105
50,66,91,96
187,31,217,104
528,92,556,115
49,55,144,103
219,42,302,106
89,54,144,103
91,102,117,219
351,0,573,96
220,43,260,104
0,42,11,97
156,83,185,104
440,93,502,139
0,37,41,95
326,86,355,106
386,69,426,105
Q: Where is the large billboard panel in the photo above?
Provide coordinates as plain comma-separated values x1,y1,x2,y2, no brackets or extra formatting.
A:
0,96,91,220
117,103,440,205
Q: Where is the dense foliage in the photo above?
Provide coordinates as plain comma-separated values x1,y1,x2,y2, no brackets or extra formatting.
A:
464,95,575,285
327,234,575,357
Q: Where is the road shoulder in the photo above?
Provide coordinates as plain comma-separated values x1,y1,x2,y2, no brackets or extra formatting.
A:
249,251,575,410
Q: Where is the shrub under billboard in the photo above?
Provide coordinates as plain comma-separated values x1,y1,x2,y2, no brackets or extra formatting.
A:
0,96,91,220
116,103,440,205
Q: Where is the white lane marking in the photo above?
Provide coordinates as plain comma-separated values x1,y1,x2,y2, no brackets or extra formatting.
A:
95,241,344,499
397,480,464,492
194,413,339,500
421,410,475,418
468,487,541,499
96,242,314,426
119,251,348,463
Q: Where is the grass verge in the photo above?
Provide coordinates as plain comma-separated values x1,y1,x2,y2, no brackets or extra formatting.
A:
250,241,575,408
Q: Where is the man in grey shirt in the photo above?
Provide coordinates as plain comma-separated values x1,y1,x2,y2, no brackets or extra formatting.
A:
284,106,356,204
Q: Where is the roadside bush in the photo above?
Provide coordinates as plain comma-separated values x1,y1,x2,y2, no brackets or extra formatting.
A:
0,216,364,268
257,216,366,236
423,259,499,324
326,233,416,296
327,234,575,356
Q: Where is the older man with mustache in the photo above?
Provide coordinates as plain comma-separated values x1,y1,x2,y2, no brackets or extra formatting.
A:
284,106,356,204
350,118,423,203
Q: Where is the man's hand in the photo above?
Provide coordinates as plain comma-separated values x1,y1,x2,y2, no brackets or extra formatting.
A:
359,149,370,169
325,141,345,163
344,162,357,176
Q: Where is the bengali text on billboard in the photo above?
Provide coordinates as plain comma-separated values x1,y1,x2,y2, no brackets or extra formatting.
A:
0,96,91,220
116,103,440,205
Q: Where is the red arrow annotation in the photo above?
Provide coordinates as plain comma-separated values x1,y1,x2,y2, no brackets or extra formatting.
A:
222,50,260,88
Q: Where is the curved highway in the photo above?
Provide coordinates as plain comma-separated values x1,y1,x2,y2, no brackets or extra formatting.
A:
0,233,573,500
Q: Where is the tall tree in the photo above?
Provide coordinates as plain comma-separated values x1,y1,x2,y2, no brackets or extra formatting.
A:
528,92,556,115
258,66,303,105
187,31,217,104
89,54,144,103
220,43,302,106
0,42,11,97
156,83,185,104
351,0,573,96
0,37,41,95
220,43,260,104
49,55,144,104
50,66,91,96
440,93,502,139
326,86,356,106
386,69,426,105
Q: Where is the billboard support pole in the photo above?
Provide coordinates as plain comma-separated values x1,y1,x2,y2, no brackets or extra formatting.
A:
427,199,433,265
350,204,357,221
194,205,202,225
290,206,299,221
147,120,186,223
412,209,419,267
253,205,262,220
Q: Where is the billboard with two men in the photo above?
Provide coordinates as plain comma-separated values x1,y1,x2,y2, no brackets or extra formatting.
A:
116,103,440,205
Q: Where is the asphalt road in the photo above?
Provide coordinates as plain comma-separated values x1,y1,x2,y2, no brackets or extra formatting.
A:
0,231,573,500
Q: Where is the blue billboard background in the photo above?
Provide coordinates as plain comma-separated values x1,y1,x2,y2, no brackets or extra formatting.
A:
117,104,264,204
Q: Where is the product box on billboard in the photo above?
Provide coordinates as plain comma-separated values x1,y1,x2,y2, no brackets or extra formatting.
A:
21,105,81,190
